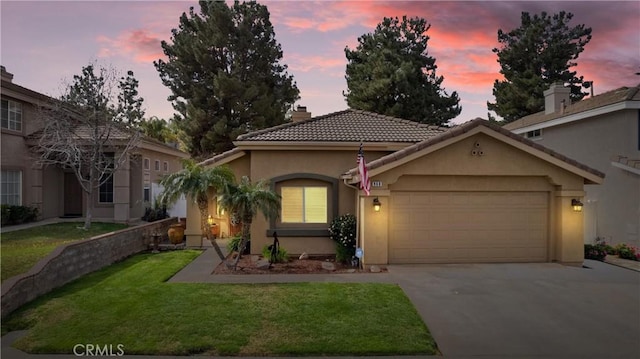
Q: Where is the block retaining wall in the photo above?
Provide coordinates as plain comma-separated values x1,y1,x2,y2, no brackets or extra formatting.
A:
1,218,179,318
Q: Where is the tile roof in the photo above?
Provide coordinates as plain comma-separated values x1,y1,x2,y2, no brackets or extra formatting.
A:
345,118,605,180
504,84,640,130
198,147,244,167
236,109,447,143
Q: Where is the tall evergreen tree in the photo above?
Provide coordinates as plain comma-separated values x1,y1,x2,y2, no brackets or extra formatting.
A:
344,16,461,126
116,70,145,127
155,0,299,159
488,11,592,123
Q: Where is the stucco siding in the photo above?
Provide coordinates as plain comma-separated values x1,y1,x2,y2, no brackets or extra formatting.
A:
531,110,639,245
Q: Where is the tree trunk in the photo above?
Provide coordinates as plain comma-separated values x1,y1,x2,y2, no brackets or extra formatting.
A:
196,196,228,265
83,189,92,230
232,221,251,270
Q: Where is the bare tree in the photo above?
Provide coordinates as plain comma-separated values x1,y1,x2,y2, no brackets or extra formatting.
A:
31,63,142,229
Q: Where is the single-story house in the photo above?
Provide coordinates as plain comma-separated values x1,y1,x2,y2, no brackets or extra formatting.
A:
186,107,604,267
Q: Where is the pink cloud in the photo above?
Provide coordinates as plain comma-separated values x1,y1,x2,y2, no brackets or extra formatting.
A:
97,28,165,64
286,54,346,74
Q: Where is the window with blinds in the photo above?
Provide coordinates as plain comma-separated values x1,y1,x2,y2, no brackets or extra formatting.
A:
281,186,327,223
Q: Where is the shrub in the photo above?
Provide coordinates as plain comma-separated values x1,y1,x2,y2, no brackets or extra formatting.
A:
141,204,168,222
1,204,39,226
595,237,616,255
615,244,639,261
227,235,242,252
329,214,357,262
262,244,288,263
584,244,607,261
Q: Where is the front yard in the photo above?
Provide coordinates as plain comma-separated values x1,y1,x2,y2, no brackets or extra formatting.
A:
2,250,437,356
1,222,129,282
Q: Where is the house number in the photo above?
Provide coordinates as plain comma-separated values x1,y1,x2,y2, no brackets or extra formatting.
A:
371,181,382,187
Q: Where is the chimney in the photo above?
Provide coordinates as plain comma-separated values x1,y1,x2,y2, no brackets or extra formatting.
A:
1,66,14,83
543,82,571,114
291,105,311,122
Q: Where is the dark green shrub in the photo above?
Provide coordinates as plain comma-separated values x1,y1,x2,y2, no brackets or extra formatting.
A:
615,244,639,261
262,244,288,263
1,204,39,226
329,214,357,263
584,244,607,261
141,204,168,222
227,234,251,254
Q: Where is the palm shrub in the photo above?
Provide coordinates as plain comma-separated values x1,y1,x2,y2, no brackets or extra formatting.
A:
329,214,357,263
219,176,281,270
158,159,235,261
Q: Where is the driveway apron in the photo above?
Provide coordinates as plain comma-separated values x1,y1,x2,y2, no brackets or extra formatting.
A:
389,260,640,358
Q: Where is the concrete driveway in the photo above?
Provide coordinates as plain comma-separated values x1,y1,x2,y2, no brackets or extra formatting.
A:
390,260,640,358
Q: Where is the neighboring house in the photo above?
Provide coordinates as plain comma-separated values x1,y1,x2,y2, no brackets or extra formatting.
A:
505,83,640,247
186,107,603,267
0,66,189,223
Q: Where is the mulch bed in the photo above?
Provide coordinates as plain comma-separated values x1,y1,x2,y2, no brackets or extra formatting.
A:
212,253,383,275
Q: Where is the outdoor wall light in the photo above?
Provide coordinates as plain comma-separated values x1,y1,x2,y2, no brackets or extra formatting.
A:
207,214,214,226
571,199,584,212
373,197,381,212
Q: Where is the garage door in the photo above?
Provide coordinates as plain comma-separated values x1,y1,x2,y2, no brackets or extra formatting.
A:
389,192,548,263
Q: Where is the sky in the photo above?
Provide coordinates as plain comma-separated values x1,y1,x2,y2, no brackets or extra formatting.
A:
1,0,639,125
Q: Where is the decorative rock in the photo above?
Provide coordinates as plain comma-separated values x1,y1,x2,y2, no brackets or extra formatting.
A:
346,269,356,273
370,265,381,273
321,261,336,271
255,259,271,270
251,255,260,263
299,252,309,260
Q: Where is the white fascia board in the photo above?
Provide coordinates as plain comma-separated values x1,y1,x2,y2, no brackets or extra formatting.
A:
512,101,640,134
611,161,640,176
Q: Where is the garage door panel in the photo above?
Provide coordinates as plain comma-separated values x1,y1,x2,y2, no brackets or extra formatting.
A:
390,191,548,263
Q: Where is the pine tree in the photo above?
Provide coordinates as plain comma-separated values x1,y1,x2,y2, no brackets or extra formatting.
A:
155,0,299,159
488,11,592,123
344,16,461,126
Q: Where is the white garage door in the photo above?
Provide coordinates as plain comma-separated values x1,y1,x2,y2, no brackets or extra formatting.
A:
389,192,548,263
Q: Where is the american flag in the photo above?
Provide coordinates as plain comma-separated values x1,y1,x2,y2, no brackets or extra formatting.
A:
358,142,371,196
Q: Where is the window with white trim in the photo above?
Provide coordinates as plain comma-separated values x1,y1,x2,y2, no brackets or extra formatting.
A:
143,184,150,202
525,129,542,139
163,161,168,172
143,158,150,170
1,170,22,205
1,99,22,131
281,187,327,223
154,160,160,171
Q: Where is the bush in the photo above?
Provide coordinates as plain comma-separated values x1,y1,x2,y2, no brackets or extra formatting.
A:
595,237,617,255
227,235,250,254
584,244,607,261
262,244,288,263
329,214,357,263
141,204,168,222
615,244,639,261
1,204,39,226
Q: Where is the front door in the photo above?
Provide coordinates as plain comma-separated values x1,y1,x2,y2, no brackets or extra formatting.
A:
64,172,83,216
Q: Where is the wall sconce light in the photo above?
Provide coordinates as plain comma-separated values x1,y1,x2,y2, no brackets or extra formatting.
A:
207,214,214,226
373,197,381,212
571,199,584,212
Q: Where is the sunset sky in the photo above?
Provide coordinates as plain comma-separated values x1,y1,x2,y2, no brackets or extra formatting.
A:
1,1,639,125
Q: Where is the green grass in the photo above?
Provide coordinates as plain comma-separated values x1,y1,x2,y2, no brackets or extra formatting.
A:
1,222,129,282
2,250,437,356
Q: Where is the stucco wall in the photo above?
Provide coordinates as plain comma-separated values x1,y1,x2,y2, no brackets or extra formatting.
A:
529,110,639,246
360,132,588,266
0,218,177,318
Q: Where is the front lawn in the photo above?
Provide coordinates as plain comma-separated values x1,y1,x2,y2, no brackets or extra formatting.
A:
2,250,437,356
1,222,129,282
